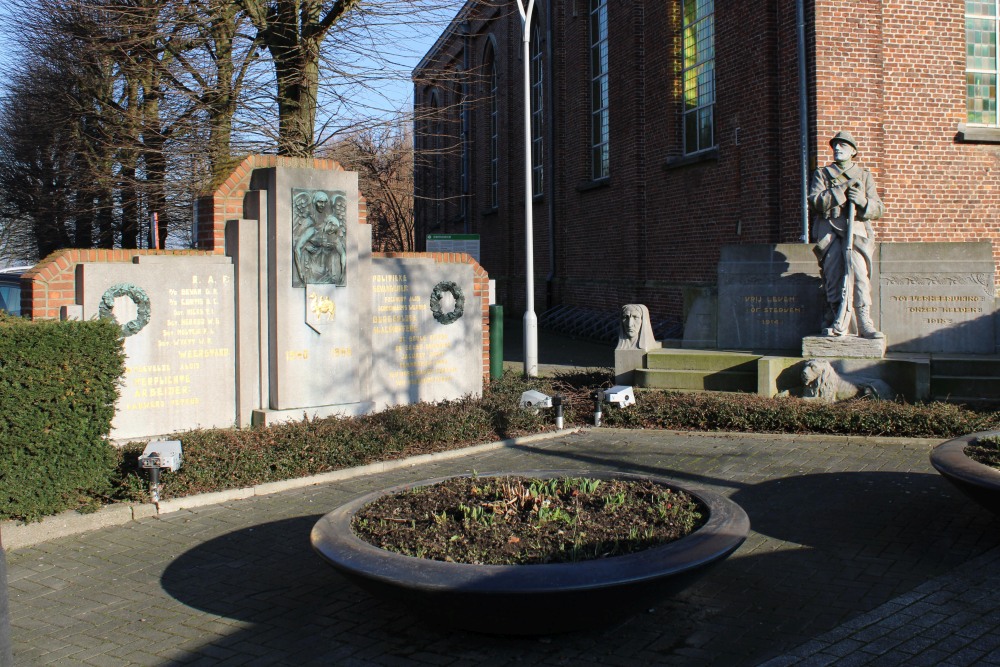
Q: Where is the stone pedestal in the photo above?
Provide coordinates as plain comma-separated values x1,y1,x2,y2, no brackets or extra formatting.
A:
716,244,824,350
802,335,886,359
878,242,995,353
615,347,651,384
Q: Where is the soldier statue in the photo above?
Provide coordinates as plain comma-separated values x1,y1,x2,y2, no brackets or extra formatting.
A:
808,130,885,339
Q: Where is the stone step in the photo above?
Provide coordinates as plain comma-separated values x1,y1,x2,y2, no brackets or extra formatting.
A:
635,368,758,392
930,357,1000,378
644,349,761,372
930,376,1000,401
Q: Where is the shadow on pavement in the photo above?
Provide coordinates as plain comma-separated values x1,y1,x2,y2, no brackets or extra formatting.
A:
159,463,1000,666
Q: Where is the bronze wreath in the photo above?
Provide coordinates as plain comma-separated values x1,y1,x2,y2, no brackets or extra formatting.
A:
98,283,151,337
429,281,465,325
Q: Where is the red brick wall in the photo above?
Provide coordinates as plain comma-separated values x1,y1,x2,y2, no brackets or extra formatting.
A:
415,1,796,325
194,154,366,252
22,248,211,320
815,0,1000,263
415,0,1000,327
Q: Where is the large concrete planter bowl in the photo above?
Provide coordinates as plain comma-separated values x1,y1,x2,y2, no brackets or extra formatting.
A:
311,470,750,635
931,432,1000,516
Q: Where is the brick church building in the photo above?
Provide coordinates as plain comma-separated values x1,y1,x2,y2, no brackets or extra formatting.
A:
412,0,1000,334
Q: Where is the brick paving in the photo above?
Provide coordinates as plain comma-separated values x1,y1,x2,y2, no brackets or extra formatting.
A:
7,428,1000,666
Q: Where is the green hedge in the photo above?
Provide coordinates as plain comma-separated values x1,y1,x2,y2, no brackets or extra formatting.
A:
121,372,563,500
599,390,1000,437
0,314,125,521
9,354,1000,521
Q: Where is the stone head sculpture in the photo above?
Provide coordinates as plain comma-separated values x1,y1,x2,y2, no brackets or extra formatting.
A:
616,304,657,350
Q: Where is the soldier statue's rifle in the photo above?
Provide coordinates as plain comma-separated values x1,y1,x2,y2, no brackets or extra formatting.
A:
831,174,860,335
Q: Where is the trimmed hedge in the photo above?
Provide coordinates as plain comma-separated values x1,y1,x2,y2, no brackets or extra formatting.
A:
599,390,1000,438
118,372,563,500
10,356,1000,520
0,314,125,521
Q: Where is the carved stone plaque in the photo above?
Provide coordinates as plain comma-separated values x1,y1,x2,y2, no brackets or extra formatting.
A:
878,242,995,353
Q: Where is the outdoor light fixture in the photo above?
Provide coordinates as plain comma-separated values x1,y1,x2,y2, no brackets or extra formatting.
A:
519,390,553,410
603,385,636,408
138,440,183,503
594,386,636,426
519,391,565,428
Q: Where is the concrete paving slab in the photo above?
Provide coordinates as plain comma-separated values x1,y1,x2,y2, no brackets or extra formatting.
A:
6,429,1000,666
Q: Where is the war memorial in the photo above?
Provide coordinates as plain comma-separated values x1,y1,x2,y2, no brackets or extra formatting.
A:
617,132,1000,406
22,158,488,440
18,136,1000,439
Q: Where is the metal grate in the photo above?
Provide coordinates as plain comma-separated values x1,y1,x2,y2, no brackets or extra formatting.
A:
539,305,681,344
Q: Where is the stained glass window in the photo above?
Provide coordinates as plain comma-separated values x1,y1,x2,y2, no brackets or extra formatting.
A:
682,0,715,154
967,1,998,125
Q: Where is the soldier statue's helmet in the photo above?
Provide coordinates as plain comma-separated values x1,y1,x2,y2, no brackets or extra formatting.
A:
829,130,858,151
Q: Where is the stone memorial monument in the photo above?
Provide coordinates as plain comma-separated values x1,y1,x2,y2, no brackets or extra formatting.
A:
249,168,369,412
878,242,995,353
715,244,823,350
241,164,485,425
29,157,487,439
78,255,238,439
803,130,886,358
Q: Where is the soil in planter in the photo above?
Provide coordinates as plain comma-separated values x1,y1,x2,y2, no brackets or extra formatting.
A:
351,475,706,565
967,435,1000,469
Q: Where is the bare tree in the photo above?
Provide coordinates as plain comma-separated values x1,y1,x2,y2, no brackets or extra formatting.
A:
0,0,461,258
0,27,113,257
0,0,270,253
235,0,364,157
323,122,414,251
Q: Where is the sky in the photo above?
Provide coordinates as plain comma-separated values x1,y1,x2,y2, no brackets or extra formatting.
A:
0,1,461,133
0,2,462,263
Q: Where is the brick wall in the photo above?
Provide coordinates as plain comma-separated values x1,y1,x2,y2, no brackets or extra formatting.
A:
415,0,1000,329
814,0,1000,263
22,248,211,320
414,0,797,324
194,154,367,252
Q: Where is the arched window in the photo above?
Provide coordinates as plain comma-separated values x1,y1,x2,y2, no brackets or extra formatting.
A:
429,89,444,225
682,0,715,154
530,15,545,195
487,44,500,210
590,0,609,179
461,44,470,224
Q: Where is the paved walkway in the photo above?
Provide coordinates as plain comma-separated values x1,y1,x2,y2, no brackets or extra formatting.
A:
7,428,1000,666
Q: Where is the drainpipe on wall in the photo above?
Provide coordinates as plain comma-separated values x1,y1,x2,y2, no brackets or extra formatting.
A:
545,0,557,310
462,21,471,234
797,0,810,243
